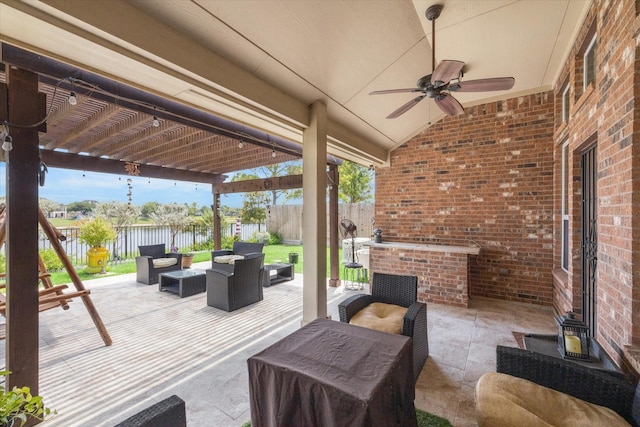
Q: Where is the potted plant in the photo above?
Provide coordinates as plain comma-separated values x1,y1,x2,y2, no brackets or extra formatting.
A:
78,217,117,274
173,247,195,268
0,370,54,426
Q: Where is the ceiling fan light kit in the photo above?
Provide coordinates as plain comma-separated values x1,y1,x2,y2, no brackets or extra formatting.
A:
370,3,515,117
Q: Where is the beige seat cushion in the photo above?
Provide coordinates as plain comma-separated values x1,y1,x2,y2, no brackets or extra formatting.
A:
213,254,244,264
349,302,407,334
152,257,178,268
475,372,631,427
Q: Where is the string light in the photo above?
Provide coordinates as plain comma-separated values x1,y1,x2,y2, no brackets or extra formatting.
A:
272,148,276,158
68,91,78,105
152,115,160,127
1,124,12,151
238,139,243,148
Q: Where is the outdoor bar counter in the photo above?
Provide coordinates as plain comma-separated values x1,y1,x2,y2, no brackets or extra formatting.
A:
369,241,480,307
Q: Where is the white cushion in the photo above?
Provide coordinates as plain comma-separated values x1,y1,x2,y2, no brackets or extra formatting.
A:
213,255,244,264
152,258,178,268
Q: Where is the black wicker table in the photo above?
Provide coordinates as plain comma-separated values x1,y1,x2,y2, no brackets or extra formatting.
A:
262,263,294,287
159,269,206,298
523,333,623,374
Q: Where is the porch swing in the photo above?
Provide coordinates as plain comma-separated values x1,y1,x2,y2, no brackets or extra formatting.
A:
0,204,112,345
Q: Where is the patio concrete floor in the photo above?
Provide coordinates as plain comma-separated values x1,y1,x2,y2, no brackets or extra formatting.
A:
1,261,556,426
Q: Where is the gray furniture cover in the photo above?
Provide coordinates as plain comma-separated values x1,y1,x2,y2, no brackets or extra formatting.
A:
338,272,429,383
247,318,417,427
211,241,264,273
136,244,182,285
206,253,264,312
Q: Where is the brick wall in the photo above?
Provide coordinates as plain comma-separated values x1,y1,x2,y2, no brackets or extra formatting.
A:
551,0,640,366
375,93,555,305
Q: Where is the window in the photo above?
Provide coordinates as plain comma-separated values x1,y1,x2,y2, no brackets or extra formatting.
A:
561,84,570,123
561,141,570,271
583,34,597,90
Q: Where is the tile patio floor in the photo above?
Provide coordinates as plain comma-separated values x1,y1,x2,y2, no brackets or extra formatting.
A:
1,261,556,426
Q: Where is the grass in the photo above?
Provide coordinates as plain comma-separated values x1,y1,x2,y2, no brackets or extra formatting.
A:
44,244,359,286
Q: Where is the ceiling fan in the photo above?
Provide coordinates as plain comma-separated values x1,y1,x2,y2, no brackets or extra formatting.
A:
370,4,515,118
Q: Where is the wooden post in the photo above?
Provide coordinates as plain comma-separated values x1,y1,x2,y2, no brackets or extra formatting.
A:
328,164,340,287
5,67,40,392
212,191,221,250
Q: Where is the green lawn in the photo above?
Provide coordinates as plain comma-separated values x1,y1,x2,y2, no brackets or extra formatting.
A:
46,244,355,285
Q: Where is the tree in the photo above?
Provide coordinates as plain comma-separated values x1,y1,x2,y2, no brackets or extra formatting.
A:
94,201,140,229
66,200,96,215
151,203,194,249
39,198,62,217
255,160,303,205
232,173,270,229
140,201,159,218
338,161,373,203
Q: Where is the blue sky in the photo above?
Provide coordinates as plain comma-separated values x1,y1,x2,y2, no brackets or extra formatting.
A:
0,164,245,208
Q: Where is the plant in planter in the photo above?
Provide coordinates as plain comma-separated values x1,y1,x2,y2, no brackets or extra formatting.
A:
0,370,54,426
78,217,117,274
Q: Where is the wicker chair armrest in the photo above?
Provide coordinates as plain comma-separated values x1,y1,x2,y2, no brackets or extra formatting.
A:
165,253,183,262
402,302,425,336
496,345,636,423
114,394,186,427
338,294,374,323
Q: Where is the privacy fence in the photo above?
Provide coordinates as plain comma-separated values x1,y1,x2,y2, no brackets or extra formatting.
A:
266,203,374,243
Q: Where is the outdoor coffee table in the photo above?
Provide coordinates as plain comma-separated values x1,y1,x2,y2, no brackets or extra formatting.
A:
262,263,295,287
159,269,206,298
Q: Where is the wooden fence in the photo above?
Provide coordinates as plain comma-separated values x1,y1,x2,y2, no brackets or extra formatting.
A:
266,203,374,243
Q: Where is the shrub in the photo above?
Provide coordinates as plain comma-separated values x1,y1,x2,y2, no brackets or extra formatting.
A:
268,231,282,245
221,234,240,249
40,249,63,272
251,231,271,245
78,217,117,248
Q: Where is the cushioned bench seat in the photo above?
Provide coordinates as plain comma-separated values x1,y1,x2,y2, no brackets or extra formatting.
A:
476,372,631,427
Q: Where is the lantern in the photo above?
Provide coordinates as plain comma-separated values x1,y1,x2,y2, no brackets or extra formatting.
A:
556,312,590,361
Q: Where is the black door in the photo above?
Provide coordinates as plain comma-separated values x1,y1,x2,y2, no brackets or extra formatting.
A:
581,144,597,336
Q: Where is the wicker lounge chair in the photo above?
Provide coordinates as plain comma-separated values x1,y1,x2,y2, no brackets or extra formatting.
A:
475,345,640,426
135,244,182,285
206,253,265,312
211,241,264,274
338,272,428,383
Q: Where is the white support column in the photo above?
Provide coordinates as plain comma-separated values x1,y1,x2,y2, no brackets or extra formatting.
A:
302,101,327,324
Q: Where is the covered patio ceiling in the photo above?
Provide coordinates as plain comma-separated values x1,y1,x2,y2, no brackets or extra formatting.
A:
0,0,590,172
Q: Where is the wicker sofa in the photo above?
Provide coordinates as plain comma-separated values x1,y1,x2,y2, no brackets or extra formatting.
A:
211,241,264,274
475,345,640,427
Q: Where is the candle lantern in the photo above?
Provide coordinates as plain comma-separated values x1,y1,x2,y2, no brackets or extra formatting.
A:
556,312,590,361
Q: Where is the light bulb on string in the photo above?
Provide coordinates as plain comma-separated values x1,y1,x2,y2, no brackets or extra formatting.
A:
272,149,276,158
152,116,160,127
2,135,13,152
238,139,243,148
68,91,78,105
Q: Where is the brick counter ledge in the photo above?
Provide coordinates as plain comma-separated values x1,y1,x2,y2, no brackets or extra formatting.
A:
369,241,480,307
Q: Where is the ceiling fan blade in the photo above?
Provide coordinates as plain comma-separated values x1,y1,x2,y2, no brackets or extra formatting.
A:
386,95,426,119
435,93,465,116
449,77,515,92
369,88,422,95
431,60,464,87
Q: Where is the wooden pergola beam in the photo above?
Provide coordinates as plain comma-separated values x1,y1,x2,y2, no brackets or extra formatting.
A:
212,174,303,194
40,150,227,184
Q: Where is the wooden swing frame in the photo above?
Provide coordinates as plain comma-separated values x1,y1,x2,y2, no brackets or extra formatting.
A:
0,205,112,345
